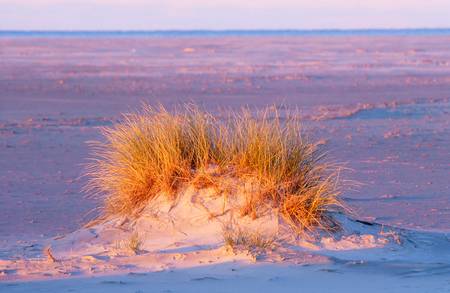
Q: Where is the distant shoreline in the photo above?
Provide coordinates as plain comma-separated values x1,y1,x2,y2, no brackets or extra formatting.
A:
2,28,450,38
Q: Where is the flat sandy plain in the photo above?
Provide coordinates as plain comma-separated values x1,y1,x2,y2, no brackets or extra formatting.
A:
0,35,449,292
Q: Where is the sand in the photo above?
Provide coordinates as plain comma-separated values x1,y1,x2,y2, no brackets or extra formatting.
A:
0,35,449,292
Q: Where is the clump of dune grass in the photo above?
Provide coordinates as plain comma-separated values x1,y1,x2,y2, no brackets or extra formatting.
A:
85,104,343,234
43,246,58,263
222,222,275,253
114,232,142,255
127,232,142,254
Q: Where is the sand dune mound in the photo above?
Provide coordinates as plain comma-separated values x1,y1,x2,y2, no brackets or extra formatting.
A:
3,184,449,282
55,184,287,259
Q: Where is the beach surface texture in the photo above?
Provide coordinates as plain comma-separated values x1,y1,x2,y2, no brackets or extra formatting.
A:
1,34,449,292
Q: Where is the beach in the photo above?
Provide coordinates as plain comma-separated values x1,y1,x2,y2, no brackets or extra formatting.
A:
1,34,449,291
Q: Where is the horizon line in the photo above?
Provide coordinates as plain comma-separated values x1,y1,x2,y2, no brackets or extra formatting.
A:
2,27,450,32
2,28,450,38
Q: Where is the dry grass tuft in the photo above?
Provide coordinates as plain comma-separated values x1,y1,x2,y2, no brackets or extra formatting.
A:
114,232,142,255
43,246,58,263
85,104,344,233
128,232,142,254
222,222,274,253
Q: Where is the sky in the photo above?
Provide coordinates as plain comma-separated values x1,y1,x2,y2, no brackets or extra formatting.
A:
1,0,450,31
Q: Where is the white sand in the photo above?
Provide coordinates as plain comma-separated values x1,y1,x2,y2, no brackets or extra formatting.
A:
1,187,449,292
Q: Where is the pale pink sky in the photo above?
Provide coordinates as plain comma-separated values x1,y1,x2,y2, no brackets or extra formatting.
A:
1,0,449,30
